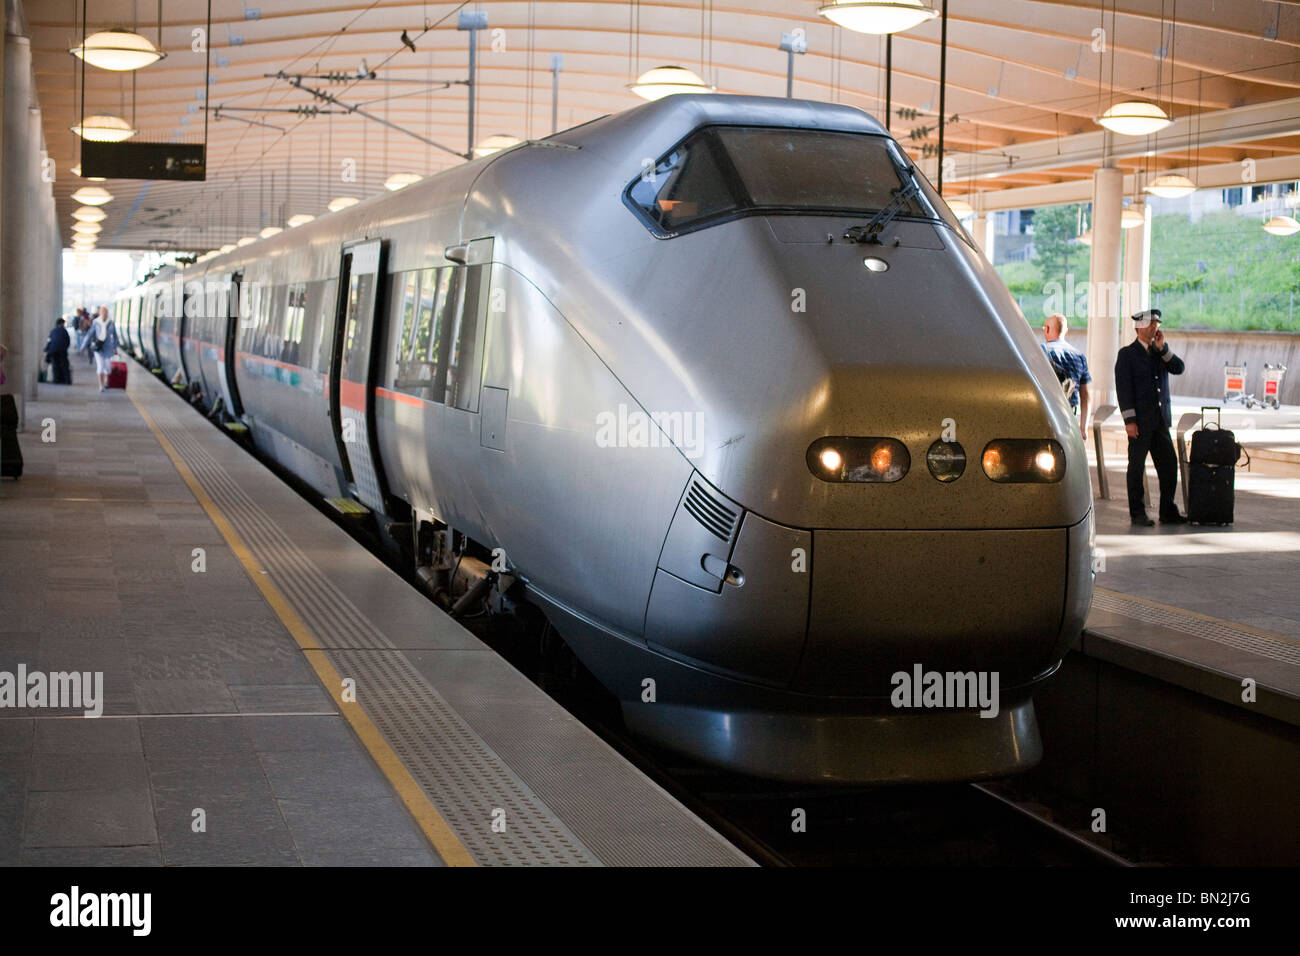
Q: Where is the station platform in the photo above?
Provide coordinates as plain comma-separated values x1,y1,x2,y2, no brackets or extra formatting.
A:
1083,401,1300,721
0,369,752,867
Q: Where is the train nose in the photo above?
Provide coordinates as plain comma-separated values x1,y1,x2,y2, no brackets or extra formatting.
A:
643,473,1092,695
792,522,1086,696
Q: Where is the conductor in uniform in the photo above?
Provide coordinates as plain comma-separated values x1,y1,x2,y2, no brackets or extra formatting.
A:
1114,309,1187,527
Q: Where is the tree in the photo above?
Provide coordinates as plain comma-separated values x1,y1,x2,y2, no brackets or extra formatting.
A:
1032,203,1087,288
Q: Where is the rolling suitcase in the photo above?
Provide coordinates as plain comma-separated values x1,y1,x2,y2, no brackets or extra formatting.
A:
1,393,22,479
107,359,128,389
1187,408,1245,525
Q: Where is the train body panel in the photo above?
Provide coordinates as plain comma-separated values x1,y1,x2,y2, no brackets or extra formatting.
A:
113,94,1095,783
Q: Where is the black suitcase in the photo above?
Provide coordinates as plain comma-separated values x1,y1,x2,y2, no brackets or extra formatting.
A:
0,394,21,479
1187,408,1245,525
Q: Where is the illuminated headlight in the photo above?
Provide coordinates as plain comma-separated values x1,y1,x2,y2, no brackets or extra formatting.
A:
807,437,909,483
981,439,1065,483
925,440,966,482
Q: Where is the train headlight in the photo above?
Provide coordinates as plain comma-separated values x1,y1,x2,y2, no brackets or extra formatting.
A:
925,440,966,482
981,439,1065,483
807,437,909,483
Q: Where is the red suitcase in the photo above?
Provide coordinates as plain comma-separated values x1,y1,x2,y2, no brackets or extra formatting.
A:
107,359,128,389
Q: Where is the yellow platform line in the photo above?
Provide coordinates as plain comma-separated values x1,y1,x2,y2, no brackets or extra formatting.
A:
129,391,476,867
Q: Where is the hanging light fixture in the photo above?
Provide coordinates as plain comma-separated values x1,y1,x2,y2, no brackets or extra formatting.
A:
946,197,975,218
286,214,315,228
1121,203,1147,229
1096,101,1171,137
71,186,113,205
72,221,103,235
70,29,165,71
1262,216,1300,237
327,196,360,213
816,0,938,34
71,205,107,223
1145,173,1196,199
219,243,236,254
70,114,136,142
384,172,422,191
236,236,256,247
259,226,283,239
69,163,107,182
627,65,713,101
472,134,523,158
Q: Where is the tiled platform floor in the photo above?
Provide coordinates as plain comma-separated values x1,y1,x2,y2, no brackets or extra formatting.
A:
0,375,440,866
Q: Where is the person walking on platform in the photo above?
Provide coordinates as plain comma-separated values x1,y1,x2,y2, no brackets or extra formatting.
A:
44,318,72,385
90,306,119,392
77,310,94,366
1115,309,1187,527
1042,312,1092,440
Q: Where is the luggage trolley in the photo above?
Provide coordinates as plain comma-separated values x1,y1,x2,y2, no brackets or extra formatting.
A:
1223,362,1252,406
1262,363,1287,410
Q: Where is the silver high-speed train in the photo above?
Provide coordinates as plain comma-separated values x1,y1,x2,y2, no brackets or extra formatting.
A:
115,95,1094,784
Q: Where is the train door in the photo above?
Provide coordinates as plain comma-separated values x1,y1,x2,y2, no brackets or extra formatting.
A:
178,280,195,386
219,271,245,417
327,239,391,512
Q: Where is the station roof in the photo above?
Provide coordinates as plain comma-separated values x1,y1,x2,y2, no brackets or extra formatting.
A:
23,0,1300,251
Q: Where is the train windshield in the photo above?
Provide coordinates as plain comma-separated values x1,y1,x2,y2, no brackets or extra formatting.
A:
626,125,959,238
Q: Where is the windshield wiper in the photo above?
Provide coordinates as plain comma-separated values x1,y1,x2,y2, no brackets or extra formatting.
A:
844,177,922,245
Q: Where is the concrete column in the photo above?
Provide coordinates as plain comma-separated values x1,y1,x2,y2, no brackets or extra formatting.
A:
1,21,32,422
24,103,45,401
971,214,992,259
1086,165,1124,405
1121,200,1152,346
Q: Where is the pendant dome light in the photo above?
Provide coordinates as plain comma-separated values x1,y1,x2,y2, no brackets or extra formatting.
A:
1262,216,1300,237
259,226,283,239
219,244,236,254
384,172,422,191
1145,173,1196,199
286,214,315,228
72,221,103,235
70,186,114,205
70,114,136,142
628,66,713,101
71,205,107,223
327,196,360,213
70,30,165,72
473,134,524,158
816,0,938,34
1096,101,1171,137
1121,204,1148,229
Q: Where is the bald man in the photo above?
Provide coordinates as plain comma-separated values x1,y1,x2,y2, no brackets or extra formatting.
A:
1042,313,1091,440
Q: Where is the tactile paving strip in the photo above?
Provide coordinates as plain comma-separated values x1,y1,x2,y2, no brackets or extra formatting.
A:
149,402,599,866
1093,588,1300,667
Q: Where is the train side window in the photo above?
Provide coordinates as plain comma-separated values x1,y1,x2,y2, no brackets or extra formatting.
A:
427,267,461,401
390,271,420,390
314,278,336,374
284,283,307,365
445,264,488,411
411,267,439,362
341,272,374,383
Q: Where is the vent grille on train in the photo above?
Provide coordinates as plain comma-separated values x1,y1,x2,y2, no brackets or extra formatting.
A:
683,479,738,541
